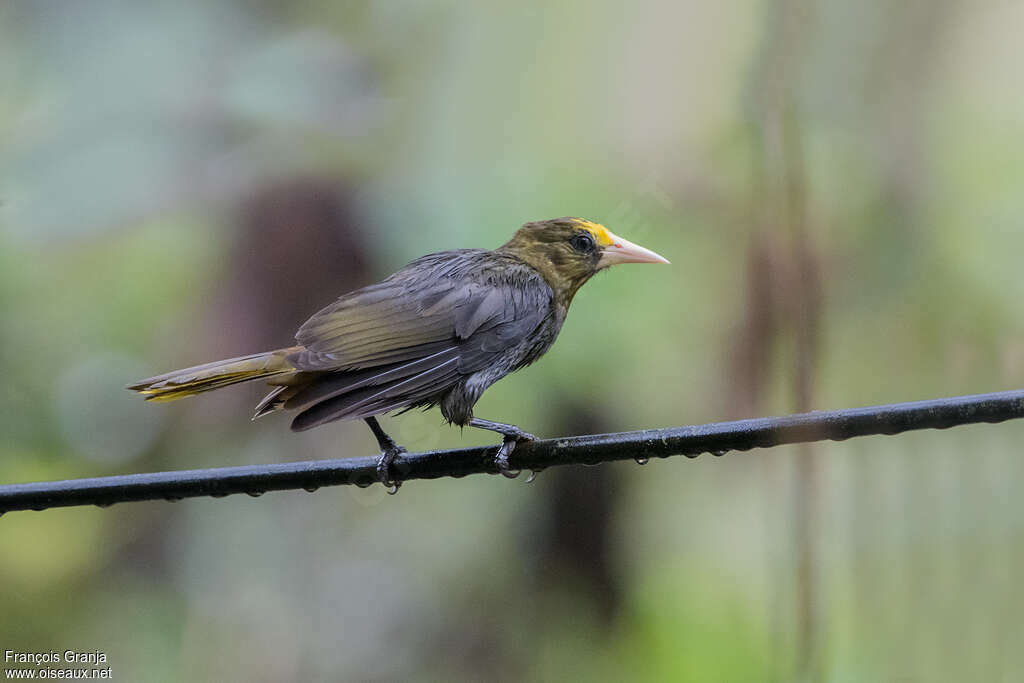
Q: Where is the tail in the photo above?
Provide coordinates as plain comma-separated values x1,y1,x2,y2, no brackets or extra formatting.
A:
128,346,302,402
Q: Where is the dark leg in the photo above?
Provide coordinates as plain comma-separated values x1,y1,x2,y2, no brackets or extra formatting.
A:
364,416,406,492
468,417,537,478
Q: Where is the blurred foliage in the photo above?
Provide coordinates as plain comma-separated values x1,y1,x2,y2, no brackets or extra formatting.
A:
3,0,1024,681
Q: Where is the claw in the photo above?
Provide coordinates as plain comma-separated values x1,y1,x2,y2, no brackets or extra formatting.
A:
376,445,406,493
495,435,522,479
494,429,539,479
465,418,537,479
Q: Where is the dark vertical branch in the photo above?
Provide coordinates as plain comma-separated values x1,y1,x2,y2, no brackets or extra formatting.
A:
211,177,373,357
783,104,825,683
537,398,624,626
737,0,821,678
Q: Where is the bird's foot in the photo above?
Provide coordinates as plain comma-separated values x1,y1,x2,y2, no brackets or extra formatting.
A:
365,416,407,494
376,444,406,494
465,417,537,479
494,435,521,479
493,430,536,479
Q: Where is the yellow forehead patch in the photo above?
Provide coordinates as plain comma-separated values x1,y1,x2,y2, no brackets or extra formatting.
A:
571,218,615,247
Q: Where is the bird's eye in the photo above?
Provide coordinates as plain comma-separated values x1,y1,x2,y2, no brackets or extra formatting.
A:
569,233,596,253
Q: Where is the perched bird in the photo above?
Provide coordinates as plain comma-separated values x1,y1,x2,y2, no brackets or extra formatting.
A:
129,217,668,489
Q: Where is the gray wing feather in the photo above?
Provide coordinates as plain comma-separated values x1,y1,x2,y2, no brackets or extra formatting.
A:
284,346,459,413
286,250,553,430
290,357,461,431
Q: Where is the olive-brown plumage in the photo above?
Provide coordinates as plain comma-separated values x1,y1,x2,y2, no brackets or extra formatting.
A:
129,217,668,486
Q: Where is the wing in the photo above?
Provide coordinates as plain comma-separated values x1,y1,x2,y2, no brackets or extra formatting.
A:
285,251,553,431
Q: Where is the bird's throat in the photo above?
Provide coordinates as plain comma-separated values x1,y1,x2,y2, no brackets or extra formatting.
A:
497,245,590,309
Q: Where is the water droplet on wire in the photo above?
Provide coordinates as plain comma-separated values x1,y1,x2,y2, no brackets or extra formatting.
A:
246,490,264,498
303,485,320,493
710,449,728,457
386,483,401,495
524,470,540,484
634,456,650,465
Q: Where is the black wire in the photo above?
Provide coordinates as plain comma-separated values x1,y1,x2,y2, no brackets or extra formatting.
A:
2,389,1023,514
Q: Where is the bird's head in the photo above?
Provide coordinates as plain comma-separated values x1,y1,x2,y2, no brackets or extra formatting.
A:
500,217,669,305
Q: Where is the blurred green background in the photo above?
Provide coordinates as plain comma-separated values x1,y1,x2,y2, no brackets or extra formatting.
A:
3,0,1024,680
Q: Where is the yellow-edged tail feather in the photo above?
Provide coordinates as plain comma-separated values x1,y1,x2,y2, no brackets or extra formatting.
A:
128,347,301,402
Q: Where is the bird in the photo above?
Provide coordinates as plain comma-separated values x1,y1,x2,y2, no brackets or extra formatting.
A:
128,217,669,490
